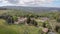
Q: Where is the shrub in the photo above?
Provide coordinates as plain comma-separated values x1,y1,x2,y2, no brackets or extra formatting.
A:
57,18,60,22
27,17,31,24
30,20,38,26
55,26,60,32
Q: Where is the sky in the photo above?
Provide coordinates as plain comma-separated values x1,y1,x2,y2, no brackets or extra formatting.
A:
0,0,60,7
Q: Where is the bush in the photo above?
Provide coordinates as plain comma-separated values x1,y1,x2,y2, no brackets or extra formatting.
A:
12,16,18,21
27,17,31,24
7,16,14,24
57,18,60,22
55,26,60,32
30,20,38,26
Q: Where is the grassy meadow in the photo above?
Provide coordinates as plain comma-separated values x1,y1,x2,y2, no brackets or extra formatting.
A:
0,10,60,34
0,10,42,34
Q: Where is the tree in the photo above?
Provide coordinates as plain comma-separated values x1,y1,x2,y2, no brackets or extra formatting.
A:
55,26,60,32
27,17,31,24
12,16,18,21
55,15,60,22
30,19,38,26
7,16,14,24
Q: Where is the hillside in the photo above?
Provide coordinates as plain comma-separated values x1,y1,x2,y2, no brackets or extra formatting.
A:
0,6,60,12
0,9,60,34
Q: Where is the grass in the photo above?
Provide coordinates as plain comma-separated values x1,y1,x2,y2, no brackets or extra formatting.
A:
0,19,19,34
0,19,42,34
0,10,59,34
0,10,43,34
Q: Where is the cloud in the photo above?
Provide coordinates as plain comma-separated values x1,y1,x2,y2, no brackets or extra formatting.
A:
6,0,19,4
0,0,60,7
12,0,54,6
18,0,54,6
0,0,14,6
3,0,54,5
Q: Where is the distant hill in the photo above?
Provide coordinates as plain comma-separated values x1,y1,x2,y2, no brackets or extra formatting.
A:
0,6,60,12
0,7,7,10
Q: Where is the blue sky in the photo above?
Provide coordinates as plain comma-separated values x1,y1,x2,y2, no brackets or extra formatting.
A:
0,0,60,7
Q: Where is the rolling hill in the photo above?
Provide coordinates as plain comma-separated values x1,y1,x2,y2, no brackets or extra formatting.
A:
0,6,60,12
